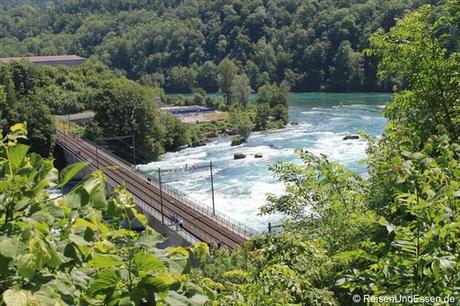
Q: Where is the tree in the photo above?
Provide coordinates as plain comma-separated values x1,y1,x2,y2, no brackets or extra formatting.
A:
139,72,165,88
92,78,166,162
254,102,271,130
192,90,206,106
166,66,197,93
330,40,364,91
229,107,253,141
0,63,56,157
218,58,238,105
271,104,289,125
257,82,290,108
231,73,252,107
0,0,430,92
196,61,219,92
367,5,460,141
9,98,56,157
0,86,6,130
0,86,4,111
161,113,189,151
35,85,84,115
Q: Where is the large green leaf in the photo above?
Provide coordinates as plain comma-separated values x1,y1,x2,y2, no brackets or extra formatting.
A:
134,251,164,273
167,248,190,275
17,254,37,279
90,181,107,210
63,186,90,208
89,254,124,269
142,272,175,292
89,268,121,295
188,294,209,306
165,291,190,306
136,230,164,248
45,246,65,268
7,123,27,142
118,297,135,306
59,162,87,187
8,144,29,170
0,236,19,258
2,289,37,306
0,255,11,276
69,233,89,246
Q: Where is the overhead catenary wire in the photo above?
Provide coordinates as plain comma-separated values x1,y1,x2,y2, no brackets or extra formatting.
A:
58,130,253,247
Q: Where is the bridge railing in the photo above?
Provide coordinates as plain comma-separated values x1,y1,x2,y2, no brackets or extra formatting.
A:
143,172,257,239
82,136,258,238
83,137,134,169
58,132,257,239
59,142,205,245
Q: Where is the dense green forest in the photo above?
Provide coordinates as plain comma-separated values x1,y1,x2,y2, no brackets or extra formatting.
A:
0,59,289,161
0,60,188,160
0,0,435,92
1,0,460,305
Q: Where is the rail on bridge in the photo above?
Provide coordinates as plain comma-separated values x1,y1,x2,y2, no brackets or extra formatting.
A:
56,130,257,249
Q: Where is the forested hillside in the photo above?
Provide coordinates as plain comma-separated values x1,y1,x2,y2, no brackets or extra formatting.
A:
0,0,434,92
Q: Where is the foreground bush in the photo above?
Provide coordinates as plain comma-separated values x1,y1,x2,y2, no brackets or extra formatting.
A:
0,123,210,306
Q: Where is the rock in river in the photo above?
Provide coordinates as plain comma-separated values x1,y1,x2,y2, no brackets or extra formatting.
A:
343,135,360,141
234,153,246,160
231,137,243,146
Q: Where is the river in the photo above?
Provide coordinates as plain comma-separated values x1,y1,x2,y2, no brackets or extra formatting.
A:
139,93,391,232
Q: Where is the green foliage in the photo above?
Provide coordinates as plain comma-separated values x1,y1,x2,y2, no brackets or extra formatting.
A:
0,59,187,161
0,86,6,129
0,0,431,92
88,77,188,162
230,73,252,107
367,5,460,141
35,84,84,115
254,103,271,131
0,123,212,305
194,2,460,304
0,62,56,156
160,113,189,152
256,82,290,108
186,121,231,148
330,41,365,91
251,83,290,132
229,107,253,141
192,91,206,106
337,128,460,298
218,59,238,104
271,104,289,127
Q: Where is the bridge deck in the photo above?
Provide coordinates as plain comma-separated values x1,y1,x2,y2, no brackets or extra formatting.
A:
56,131,249,249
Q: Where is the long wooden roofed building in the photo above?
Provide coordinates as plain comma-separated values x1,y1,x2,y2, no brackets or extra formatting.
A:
0,55,86,67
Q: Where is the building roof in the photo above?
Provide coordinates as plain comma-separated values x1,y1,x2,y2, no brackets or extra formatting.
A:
55,111,95,122
0,55,85,64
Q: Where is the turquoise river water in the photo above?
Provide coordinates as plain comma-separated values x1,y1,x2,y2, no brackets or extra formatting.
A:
139,93,391,232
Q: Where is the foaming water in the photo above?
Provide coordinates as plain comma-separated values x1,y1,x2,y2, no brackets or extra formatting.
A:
139,93,390,232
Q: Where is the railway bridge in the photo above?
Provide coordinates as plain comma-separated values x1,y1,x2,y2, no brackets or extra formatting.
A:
56,130,255,249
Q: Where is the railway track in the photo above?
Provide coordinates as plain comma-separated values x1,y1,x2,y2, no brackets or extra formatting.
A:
56,131,248,249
